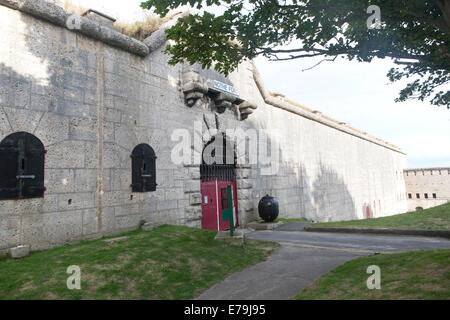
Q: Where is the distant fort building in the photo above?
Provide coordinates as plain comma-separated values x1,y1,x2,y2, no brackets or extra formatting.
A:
404,168,450,211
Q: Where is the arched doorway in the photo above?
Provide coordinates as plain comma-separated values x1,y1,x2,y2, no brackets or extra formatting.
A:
200,134,239,231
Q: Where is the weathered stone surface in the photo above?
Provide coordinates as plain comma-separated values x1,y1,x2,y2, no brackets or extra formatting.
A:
247,221,283,231
237,179,252,189
103,236,129,243
215,100,232,110
184,180,200,193
218,90,237,100
142,222,157,231
0,0,149,56
214,229,246,245
185,207,202,222
189,193,202,205
185,91,204,100
10,245,31,259
182,81,208,94
238,100,258,110
144,11,189,53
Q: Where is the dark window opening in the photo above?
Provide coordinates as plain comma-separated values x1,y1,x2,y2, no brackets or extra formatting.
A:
0,132,46,200
416,193,420,199
221,188,228,210
433,193,437,199
131,144,157,192
424,193,428,199
408,193,412,199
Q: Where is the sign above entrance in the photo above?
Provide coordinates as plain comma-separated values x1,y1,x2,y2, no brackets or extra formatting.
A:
212,80,239,97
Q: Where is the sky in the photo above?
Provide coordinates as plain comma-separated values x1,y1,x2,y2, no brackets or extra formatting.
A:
65,0,450,169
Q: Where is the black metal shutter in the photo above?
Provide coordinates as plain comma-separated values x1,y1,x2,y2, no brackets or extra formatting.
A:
131,144,157,193
142,146,157,192
131,150,143,192
22,134,45,198
0,144,19,200
0,132,45,200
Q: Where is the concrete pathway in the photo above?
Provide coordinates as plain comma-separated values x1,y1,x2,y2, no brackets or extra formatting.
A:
247,230,450,253
274,222,312,232
196,225,450,300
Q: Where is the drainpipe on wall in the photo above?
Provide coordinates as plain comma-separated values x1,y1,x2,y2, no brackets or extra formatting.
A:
82,8,116,235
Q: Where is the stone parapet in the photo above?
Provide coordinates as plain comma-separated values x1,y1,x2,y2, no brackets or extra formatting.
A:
0,0,149,56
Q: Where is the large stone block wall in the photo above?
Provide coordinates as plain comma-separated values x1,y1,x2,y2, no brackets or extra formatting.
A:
0,3,408,252
0,5,255,251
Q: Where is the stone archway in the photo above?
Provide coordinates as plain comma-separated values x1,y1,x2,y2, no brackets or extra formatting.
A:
183,112,254,228
200,134,238,231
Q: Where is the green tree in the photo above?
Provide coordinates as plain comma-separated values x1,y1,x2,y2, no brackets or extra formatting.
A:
141,0,450,108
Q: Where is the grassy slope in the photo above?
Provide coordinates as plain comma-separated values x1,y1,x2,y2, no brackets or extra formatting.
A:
311,202,450,230
296,249,450,300
0,225,279,300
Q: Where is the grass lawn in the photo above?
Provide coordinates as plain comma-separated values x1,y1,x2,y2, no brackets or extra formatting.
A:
296,249,450,300
310,202,450,230
0,225,279,300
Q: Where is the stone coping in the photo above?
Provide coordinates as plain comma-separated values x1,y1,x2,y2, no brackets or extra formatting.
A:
0,0,149,56
304,226,450,239
404,167,450,172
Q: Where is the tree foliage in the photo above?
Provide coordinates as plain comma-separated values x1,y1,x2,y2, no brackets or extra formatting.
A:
141,0,450,108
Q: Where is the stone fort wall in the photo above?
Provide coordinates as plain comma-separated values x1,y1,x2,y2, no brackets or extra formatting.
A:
404,168,450,211
0,1,407,253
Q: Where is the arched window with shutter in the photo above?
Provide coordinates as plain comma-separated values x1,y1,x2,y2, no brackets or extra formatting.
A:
0,132,46,200
131,144,157,192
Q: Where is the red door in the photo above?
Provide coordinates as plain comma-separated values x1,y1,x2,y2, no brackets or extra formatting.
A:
365,205,371,219
201,180,219,230
201,179,238,231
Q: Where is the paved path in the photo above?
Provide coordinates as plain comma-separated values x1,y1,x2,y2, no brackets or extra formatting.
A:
274,222,312,232
246,230,450,253
196,226,450,300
